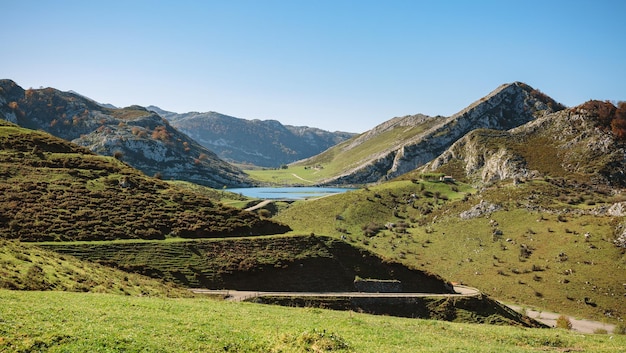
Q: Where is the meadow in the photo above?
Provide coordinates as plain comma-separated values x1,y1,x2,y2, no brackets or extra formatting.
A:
2,289,624,353
273,177,626,324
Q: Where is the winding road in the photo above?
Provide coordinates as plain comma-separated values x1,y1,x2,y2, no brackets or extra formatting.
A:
505,304,616,334
244,200,273,212
190,286,615,333
190,285,480,302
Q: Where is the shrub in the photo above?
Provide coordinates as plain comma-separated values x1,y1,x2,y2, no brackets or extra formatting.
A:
151,126,171,141
362,222,383,237
296,329,349,351
519,244,533,259
576,100,626,141
257,209,271,218
556,315,572,330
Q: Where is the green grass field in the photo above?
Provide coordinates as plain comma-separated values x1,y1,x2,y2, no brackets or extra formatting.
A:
1,289,624,353
245,166,320,185
0,240,191,297
274,179,626,324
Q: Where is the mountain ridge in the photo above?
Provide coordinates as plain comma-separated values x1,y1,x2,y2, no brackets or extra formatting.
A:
0,80,251,188
149,106,356,168
420,100,626,186
294,82,566,185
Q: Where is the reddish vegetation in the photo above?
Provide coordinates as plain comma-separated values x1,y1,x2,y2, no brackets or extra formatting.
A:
575,100,626,140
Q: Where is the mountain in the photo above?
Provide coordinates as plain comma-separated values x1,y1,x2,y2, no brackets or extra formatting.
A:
420,100,626,187
0,119,290,241
294,82,565,185
149,106,356,168
273,102,626,323
0,80,251,188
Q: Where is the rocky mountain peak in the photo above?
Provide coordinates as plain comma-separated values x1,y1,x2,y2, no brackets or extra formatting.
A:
422,99,625,186
321,82,565,185
0,81,252,187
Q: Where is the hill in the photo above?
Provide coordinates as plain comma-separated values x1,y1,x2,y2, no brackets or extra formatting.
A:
421,100,626,186
41,235,452,293
0,240,190,297
149,106,355,168
0,79,251,188
273,175,626,323
0,120,290,241
286,82,565,185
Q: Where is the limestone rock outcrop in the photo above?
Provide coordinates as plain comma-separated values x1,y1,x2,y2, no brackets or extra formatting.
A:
0,80,251,187
317,82,564,185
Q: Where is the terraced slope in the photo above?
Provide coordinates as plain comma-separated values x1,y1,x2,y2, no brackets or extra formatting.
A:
0,240,191,297
41,235,453,293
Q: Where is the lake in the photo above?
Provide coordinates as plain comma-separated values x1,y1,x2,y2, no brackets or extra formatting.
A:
227,187,354,200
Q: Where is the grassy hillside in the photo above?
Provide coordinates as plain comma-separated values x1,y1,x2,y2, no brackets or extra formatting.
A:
39,235,451,294
0,121,289,241
2,290,624,352
275,179,475,236
246,116,441,185
0,240,190,297
274,178,626,323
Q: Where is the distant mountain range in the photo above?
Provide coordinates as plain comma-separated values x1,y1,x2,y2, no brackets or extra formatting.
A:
148,106,355,168
0,80,250,187
3,78,622,190
0,79,356,187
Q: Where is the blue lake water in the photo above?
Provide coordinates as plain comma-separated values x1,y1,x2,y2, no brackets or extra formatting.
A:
227,187,354,200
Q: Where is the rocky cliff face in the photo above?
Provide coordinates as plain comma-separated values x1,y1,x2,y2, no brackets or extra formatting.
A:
422,103,626,186
322,82,565,185
0,80,251,188
149,106,355,168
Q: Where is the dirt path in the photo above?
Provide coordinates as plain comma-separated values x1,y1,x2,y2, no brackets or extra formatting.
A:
191,287,615,333
506,304,615,334
291,173,314,183
244,200,272,212
189,285,481,302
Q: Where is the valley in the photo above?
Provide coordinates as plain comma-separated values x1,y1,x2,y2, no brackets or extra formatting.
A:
1,79,625,351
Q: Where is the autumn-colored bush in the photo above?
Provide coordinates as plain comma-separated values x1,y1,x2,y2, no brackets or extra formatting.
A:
576,100,626,141
151,126,170,141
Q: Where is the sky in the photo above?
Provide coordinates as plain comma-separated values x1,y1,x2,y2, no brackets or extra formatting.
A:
2,0,625,133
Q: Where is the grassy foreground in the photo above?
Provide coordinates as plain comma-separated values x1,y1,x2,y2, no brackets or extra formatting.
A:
1,290,624,353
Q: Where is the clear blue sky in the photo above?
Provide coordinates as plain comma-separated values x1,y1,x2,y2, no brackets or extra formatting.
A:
2,0,625,133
